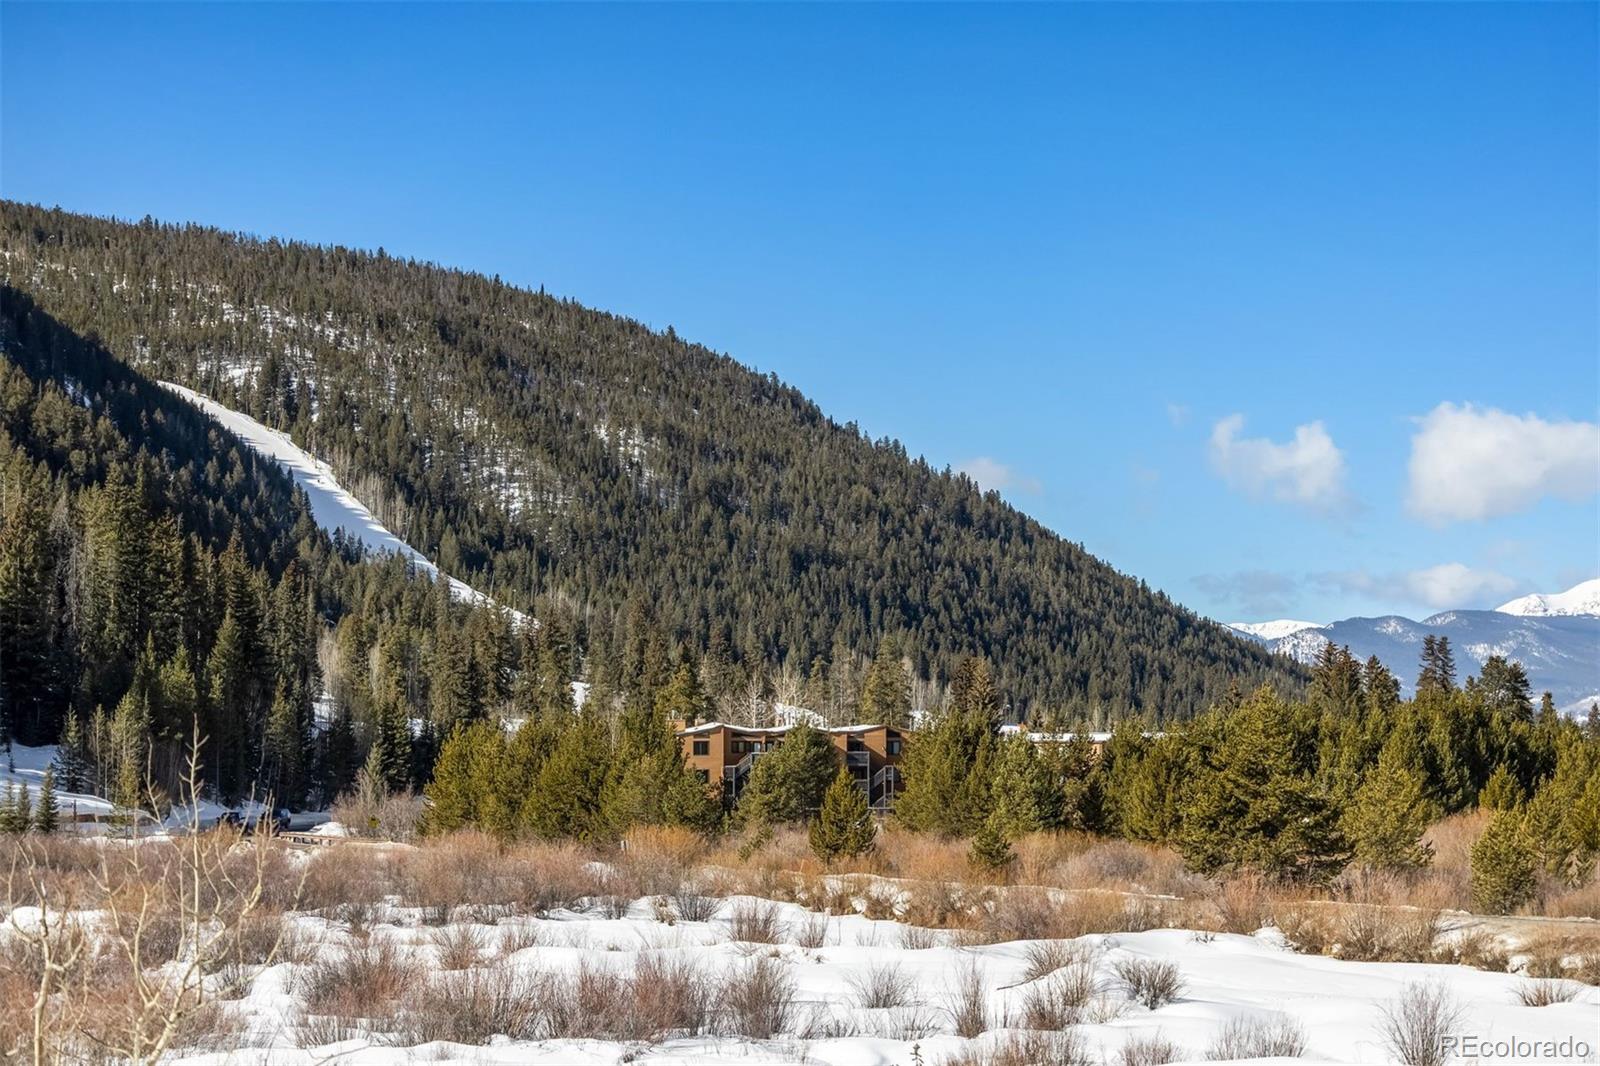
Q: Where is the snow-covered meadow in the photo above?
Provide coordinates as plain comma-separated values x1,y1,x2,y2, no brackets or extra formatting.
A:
9,823,1593,1066
163,889,1595,1065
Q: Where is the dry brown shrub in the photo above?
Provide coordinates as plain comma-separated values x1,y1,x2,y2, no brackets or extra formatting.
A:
1446,928,1511,972
1022,940,1094,983
1205,874,1276,935
1115,957,1185,1008
729,898,784,943
302,940,415,1017
718,956,796,1038
1522,932,1600,984
1206,1015,1308,1060
792,911,830,949
1516,978,1581,1006
848,962,917,1009
397,962,540,1044
1020,956,1100,1029
1273,903,1334,955
428,923,488,969
1542,877,1600,919
943,960,990,1038
941,1030,1093,1066
620,824,707,896
1118,1032,1187,1066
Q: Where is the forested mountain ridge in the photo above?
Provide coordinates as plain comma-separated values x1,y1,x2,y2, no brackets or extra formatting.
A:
1,201,1304,721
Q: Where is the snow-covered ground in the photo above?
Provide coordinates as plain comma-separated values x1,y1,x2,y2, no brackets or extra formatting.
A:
1,743,114,819
156,894,1595,1066
160,382,528,626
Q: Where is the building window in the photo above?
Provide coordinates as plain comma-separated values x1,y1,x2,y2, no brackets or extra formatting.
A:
733,740,747,754
695,769,709,783
887,739,903,756
847,736,866,752
692,740,710,757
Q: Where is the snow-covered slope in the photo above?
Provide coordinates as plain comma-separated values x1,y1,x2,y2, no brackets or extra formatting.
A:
1226,619,1324,641
162,383,527,625
1496,577,1600,618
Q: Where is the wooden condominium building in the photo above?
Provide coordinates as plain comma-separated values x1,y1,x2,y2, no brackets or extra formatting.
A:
675,721,906,813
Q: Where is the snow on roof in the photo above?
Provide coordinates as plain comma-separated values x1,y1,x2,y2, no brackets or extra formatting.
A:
674,721,901,737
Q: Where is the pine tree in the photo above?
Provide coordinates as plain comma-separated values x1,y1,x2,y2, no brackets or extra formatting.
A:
737,720,837,826
1470,809,1536,913
264,682,303,808
420,722,483,836
368,691,415,794
1478,764,1524,811
1177,687,1347,882
1118,735,1187,843
655,660,710,726
53,707,91,792
1343,740,1438,868
0,784,21,834
809,769,875,863
111,687,151,811
522,715,611,840
967,811,1015,874
34,768,58,833
859,637,911,729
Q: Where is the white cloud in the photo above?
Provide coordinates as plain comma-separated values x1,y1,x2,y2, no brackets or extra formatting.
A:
1208,414,1350,513
1407,403,1600,524
1400,562,1518,609
957,457,1042,495
1319,562,1518,610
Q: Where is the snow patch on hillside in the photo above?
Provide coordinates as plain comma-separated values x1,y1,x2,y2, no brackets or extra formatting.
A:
161,382,527,626
1,743,114,817
1497,577,1600,618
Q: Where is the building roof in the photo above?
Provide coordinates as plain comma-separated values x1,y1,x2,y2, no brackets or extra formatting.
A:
674,720,900,738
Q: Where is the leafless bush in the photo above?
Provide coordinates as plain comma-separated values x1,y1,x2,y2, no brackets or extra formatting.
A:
1115,957,1184,1009
943,960,990,1038
941,1029,1094,1066
718,956,796,1038
1021,957,1099,1029
331,773,423,842
295,1011,366,1048
898,923,942,949
861,885,898,920
888,1005,940,1040
495,922,542,957
1023,940,1092,983
1446,928,1511,972
1207,874,1273,935
986,888,1063,941
673,887,723,923
1377,982,1463,1066
429,923,487,969
729,899,783,944
302,940,414,1017
1118,1032,1186,1066
793,911,829,949
396,963,540,1044
629,954,714,1040
1516,979,1580,1006
1206,1015,1308,1060
849,962,916,1009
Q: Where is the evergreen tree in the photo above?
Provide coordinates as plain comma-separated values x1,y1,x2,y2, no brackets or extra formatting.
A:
859,637,911,729
737,721,837,826
1177,687,1346,882
655,659,710,725
1470,810,1536,913
34,767,58,833
1416,635,1457,697
368,691,415,794
53,707,91,793
264,682,303,808
421,721,492,836
1117,735,1187,843
111,686,151,810
0,784,22,833
967,811,1015,874
810,769,875,863
1342,739,1438,868
523,714,612,840
987,733,1053,839
1477,764,1524,811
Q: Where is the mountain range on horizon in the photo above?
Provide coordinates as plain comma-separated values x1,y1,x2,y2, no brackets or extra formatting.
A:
1228,578,1600,712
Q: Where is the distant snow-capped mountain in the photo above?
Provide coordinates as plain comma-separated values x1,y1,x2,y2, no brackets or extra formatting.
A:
1228,588,1600,713
1495,578,1600,619
1225,619,1325,641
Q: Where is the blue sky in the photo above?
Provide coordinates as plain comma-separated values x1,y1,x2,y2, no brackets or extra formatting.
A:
4,3,1596,623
